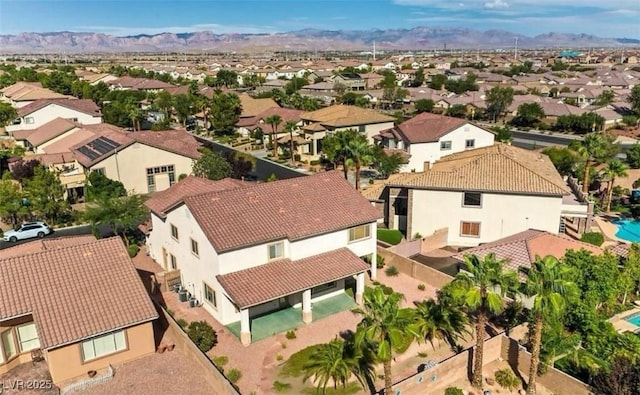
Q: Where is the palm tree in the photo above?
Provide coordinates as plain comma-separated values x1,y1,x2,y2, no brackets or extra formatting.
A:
352,286,415,395
520,256,577,395
603,159,628,212
453,253,518,388
283,120,299,165
345,135,375,191
323,129,358,180
411,299,469,351
573,132,618,193
265,114,282,158
127,105,143,131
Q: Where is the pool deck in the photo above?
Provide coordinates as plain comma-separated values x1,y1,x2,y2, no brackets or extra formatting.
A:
594,215,630,245
608,306,640,333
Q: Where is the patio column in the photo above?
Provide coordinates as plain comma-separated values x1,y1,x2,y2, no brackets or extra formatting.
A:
370,253,377,280
356,273,365,305
302,289,312,324
240,309,251,346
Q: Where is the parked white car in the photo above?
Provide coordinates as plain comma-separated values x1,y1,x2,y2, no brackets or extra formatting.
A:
3,221,52,242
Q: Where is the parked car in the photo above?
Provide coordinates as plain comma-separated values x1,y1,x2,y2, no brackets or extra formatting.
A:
2,221,52,242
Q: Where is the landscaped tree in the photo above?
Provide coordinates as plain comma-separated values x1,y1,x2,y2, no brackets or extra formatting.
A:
83,193,148,245
371,145,405,179
10,159,40,186
86,171,126,202
620,245,640,306
493,125,513,143
603,159,628,212
596,90,616,106
542,146,579,176
322,129,358,179
429,74,447,90
625,142,640,169
192,148,232,180
352,286,415,395
0,174,29,225
452,253,518,388
155,90,173,122
345,135,375,190
411,298,468,351
208,90,241,135
520,256,577,395
192,94,210,131
172,93,192,127
486,86,515,123
512,103,545,128
127,105,144,131
265,114,282,158
628,85,640,116
0,102,17,126
591,356,640,395
282,120,299,165
23,165,69,225
447,104,468,118
414,98,435,114
573,132,619,193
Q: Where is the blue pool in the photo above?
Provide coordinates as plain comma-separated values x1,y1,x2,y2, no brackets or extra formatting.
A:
614,219,640,242
625,313,640,327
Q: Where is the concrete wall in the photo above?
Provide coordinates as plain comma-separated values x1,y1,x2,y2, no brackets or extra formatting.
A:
377,246,454,289
421,228,448,253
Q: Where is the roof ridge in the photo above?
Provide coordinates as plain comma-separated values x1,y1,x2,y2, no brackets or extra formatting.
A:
496,148,568,194
0,236,117,262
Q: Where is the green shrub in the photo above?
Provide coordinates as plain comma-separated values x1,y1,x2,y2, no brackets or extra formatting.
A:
127,244,140,258
176,318,189,329
285,330,297,340
276,354,284,361
273,381,292,393
376,229,403,245
417,351,428,358
226,368,242,383
495,368,521,390
310,159,320,166
580,231,605,246
376,254,385,269
213,355,229,367
385,265,399,277
380,284,394,295
418,284,426,291
444,387,464,395
187,320,218,352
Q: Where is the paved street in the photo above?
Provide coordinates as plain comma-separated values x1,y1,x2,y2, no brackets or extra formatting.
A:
0,224,111,250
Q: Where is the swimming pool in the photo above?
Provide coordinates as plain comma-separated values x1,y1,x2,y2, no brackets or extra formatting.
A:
614,219,640,242
624,313,640,327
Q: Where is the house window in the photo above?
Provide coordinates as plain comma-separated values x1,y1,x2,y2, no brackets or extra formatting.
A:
268,242,284,260
146,165,175,192
93,168,105,176
440,141,452,150
1,330,17,361
191,238,199,257
460,222,481,237
465,139,475,149
16,323,40,352
463,192,482,207
170,254,177,270
81,330,126,361
203,283,217,307
147,174,156,193
170,224,179,241
349,224,371,242
25,117,34,124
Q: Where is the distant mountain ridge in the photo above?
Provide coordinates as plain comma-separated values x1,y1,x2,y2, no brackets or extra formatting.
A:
0,27,638,53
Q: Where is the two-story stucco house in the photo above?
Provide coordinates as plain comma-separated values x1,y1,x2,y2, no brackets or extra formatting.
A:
371,144,589,247
144,172,381,345
374,112,495,172
71,129,202,194
6,99,102,133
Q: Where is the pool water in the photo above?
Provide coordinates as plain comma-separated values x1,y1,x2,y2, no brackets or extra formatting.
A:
614,219,640,242
625,313,640,327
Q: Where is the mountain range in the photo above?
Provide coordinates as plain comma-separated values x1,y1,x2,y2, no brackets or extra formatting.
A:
1,27,638,53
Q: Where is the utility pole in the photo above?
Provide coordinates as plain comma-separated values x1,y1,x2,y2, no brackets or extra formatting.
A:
514,37,519,61
373,41,376,61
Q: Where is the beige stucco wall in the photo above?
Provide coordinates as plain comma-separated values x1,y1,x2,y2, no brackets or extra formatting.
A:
46,321,155,385
6,105,101,132
90,142,195,194
0,316,38,376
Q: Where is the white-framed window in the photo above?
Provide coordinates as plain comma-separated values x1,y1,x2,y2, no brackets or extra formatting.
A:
25,117,34,124
268,242,284,260
462,192,482,207
81,330,126,361
203,282,217,307
92,168,105,176
1,330,17,362
440,140,452,150
17,323,40,352
170,224,179,241
465,139,475,149
191,238,199,257
146,165,176,193
170,254,177,270
348,224,371,242
460,221,481,237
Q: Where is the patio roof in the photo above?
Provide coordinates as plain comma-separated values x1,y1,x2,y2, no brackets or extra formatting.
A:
216,248,369,309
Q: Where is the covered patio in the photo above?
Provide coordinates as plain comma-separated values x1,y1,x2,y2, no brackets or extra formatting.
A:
217,248,369,345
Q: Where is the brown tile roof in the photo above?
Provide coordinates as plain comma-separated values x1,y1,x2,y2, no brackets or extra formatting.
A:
28,151,76,166
25,118,77,146
607,242,630,258
145,176,249,218
1,82,68,102
0,235,97,259
128,130,202,160
217,248,369,308
386,143,570,196
395,112,468,143
42,128,97,154
185,171,382,252
452,229,602,274
239,107,304,133
302,105,395,128
0,237,158,349
17,99,101,117
239,95,279,117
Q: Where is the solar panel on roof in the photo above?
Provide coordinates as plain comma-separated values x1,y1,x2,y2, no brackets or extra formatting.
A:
98,136,121,148
91,139,115,155
77,146,100,161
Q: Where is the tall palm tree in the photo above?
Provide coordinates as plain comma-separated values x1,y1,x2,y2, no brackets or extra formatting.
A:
573,132,618,193
265,114,282,158
352,286,415,395
345,135,375,191
127,105,143,132
323,129,358,180
520,256,577,395
411,298,469,351
603,159,628,212
283,120,299,165
453,253,518,388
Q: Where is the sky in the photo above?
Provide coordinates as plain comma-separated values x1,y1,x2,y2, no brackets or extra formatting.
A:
0,0,638,38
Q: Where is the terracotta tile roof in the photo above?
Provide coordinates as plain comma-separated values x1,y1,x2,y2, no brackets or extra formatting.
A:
0,235,97,259
385,143,570,196
452,229,603,274
185,171,382,252
42,128,97,154
17,99,101,117
607,243,630,258
394,113,468,144
25,118,77,146
128,129,202,160
217,248,369,308
145,176,249,218
28,152,76,166
1,82,68,102
11,129,34,141
239,95,279,117
0,237,158,349
302,104,395,128
240,107,304,134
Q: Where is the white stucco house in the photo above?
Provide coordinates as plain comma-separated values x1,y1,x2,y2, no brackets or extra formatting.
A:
6,99,102,133
371,144,589,247
374,112,495,172
143,171,381,345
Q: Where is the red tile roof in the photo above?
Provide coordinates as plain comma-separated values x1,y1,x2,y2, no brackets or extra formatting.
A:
25,118,77,146
240,107,304,134
129,130,202,160
145,176,249,218
0,237,157,349
217,248,369,308
17,98,101,117
0,235,97,259
185,171,382,252
396,112,468,143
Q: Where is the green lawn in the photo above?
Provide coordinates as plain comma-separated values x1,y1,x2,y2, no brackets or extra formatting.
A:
377,229,403,245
